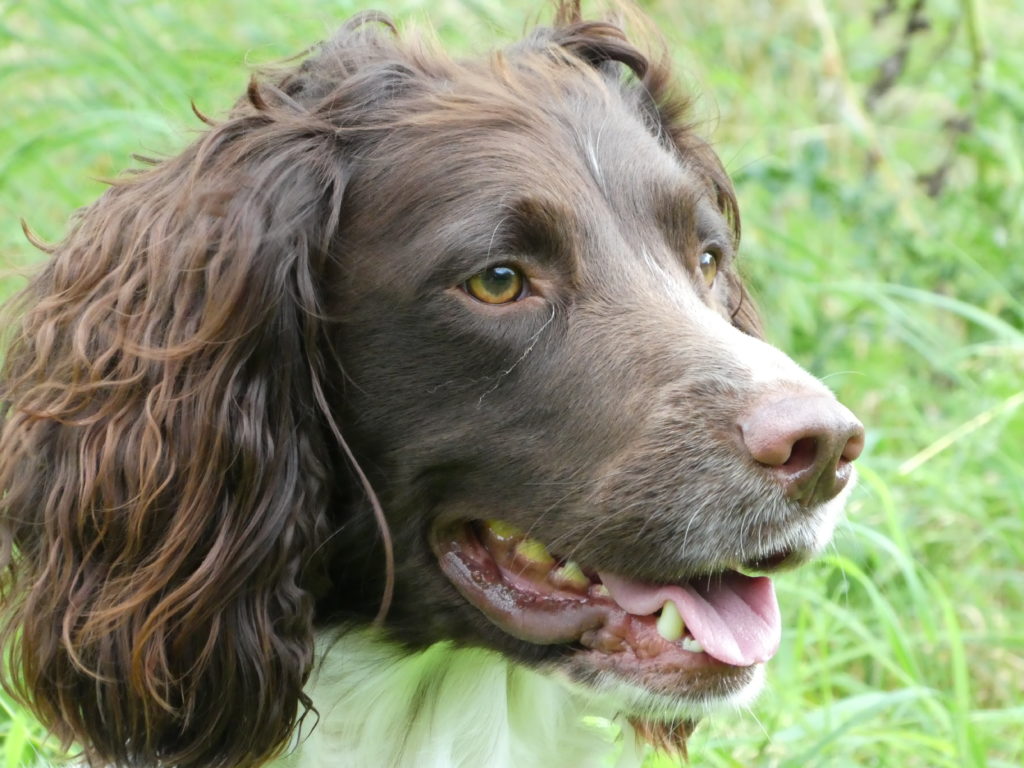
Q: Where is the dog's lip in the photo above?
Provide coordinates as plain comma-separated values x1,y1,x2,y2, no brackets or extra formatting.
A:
429,520,781,670
430,522,610,644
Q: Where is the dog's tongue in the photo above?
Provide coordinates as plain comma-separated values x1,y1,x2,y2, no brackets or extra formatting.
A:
598,570,781,667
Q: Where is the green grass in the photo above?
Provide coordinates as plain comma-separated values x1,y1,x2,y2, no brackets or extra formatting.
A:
2,0,1022,765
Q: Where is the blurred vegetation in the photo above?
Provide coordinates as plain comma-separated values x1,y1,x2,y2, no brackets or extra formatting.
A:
1,0,1022,766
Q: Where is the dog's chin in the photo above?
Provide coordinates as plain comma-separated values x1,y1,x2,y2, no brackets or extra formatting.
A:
555,656,766,721
429,519,798,723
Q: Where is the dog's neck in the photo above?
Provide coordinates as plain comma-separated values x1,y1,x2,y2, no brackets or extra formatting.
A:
273,629,645,768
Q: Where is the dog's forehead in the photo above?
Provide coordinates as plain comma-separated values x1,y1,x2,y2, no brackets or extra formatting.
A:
346,71,724,292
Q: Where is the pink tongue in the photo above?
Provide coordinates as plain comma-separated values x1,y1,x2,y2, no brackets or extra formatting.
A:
598,570,781,667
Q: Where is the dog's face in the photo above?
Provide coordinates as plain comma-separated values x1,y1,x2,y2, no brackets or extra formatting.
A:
316,20,864,732
0,7,863,767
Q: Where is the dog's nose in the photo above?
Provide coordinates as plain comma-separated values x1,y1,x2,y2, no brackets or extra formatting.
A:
739,394,865,506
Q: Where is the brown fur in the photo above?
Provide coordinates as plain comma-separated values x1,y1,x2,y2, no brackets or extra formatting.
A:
1,4,857,767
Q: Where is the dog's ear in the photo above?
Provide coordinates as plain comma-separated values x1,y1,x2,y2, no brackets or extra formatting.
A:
0,75,350,768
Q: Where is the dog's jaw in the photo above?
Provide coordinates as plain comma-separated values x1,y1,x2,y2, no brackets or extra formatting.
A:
425,512,835,730
555,659,767,723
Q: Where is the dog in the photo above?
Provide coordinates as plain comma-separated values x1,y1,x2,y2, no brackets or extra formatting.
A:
0,3,864,767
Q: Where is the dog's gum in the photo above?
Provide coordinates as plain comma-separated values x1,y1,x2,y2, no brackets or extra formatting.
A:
580,626,626,653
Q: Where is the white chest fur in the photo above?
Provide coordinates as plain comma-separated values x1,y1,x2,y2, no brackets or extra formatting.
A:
272,630,645,768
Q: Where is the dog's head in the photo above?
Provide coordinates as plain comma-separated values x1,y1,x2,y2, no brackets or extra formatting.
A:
0,4,863,767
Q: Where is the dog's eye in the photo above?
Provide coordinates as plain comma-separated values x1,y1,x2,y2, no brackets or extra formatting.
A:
699,251,718,287
464,265,526,304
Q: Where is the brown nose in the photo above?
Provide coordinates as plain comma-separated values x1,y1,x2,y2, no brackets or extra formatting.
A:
739,394,865,507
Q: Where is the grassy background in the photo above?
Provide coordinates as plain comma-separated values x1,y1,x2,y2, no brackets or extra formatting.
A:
1,0,1022,765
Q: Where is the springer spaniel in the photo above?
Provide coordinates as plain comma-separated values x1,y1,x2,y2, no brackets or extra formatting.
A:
0,3,864,767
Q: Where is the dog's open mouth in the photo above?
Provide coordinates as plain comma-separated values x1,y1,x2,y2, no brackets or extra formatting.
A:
431,520,781,671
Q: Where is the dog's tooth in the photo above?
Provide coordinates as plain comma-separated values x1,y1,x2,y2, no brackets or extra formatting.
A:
681,637,704,653
484,519,523,542
591,583,611,598
514,538,556,570
655,600,684,642
548,560,590,592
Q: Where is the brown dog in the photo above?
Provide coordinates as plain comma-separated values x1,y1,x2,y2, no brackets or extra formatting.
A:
0,3,863,766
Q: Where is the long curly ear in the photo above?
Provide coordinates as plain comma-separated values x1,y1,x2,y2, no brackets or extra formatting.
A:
0,77,348,768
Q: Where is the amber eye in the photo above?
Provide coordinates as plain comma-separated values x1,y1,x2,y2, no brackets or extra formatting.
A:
699,251,718,287
464,265,526,304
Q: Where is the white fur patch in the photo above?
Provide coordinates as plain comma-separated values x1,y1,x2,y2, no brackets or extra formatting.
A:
272,630,647,768
677,282,829,393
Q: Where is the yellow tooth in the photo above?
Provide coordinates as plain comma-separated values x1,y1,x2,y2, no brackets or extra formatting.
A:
591,584,611,598
681,638,704,653
485,519,523,542
514,538,556,568
656,600,685,642
549,560,590,592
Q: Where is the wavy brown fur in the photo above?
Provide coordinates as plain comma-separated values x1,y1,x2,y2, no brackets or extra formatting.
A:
0,3,744,765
